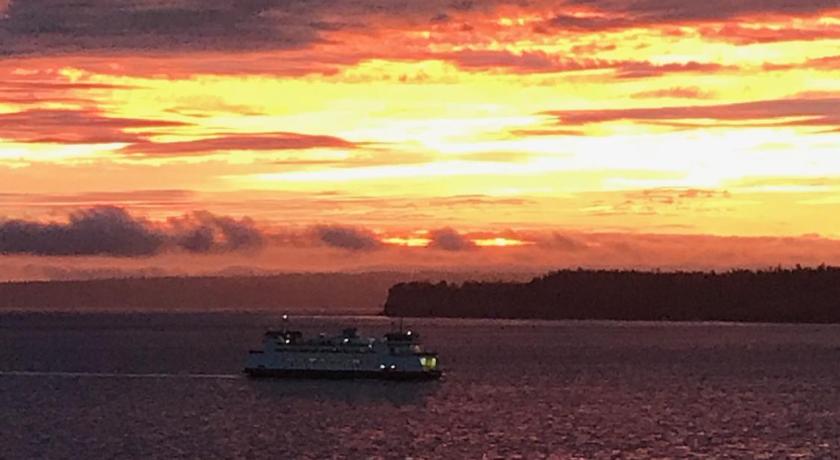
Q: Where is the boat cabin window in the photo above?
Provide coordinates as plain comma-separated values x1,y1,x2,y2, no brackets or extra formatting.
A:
419,356,437,370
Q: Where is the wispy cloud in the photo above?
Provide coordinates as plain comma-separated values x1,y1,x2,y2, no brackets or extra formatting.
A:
0,108,359,159
631,87,714,99
445,50,594,73
584,188,732,217
442,50,735,78
614,61,733,79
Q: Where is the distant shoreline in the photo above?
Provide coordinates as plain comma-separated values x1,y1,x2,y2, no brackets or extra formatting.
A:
383,267,840,324
5,267,840,324
0,271,532,312
0,273,395,312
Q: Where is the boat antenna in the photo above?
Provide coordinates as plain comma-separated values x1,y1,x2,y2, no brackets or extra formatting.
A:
399,317,404,333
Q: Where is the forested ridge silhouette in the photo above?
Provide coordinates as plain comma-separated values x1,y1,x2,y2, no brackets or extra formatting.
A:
384,266,840,323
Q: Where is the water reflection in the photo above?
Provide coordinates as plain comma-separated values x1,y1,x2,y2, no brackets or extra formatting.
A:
248,378,440,407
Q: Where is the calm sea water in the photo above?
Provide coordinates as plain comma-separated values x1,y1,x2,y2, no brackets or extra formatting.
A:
1,312,840,458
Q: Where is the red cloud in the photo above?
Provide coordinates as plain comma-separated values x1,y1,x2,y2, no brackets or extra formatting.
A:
545,96,840,131
615,61,733,79
442,49,734,77
557,0,839,25
0,79,138,106
0,109,185,144
547,14,634,31
446,50,564,72
120,133,358,157
764,55,840,72
0,107,359,156
699,23,840,45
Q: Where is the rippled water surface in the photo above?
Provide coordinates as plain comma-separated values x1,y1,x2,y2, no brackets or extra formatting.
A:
2,312,840,458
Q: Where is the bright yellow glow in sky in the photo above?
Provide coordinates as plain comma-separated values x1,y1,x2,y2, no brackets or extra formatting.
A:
1,1,840,248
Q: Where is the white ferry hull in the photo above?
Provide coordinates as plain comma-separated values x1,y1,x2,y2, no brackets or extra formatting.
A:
243,367,442,380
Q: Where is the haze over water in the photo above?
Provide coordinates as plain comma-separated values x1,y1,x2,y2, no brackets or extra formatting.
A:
2,312,839,458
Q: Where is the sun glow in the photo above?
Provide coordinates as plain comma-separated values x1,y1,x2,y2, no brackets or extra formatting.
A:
0,2,839,248
473,238,532,247
382,237,432,247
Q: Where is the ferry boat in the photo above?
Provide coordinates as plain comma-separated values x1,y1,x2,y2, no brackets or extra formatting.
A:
244,322,442,380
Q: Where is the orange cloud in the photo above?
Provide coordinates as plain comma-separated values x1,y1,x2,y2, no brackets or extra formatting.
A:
631,87,714,99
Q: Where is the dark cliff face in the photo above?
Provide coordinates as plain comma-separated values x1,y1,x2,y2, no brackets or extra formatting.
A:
383,267,840,323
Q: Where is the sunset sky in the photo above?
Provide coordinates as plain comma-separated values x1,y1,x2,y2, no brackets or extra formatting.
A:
1,0,840,278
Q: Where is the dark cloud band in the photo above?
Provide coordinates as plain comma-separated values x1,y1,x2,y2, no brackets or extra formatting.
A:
313,225,382,251
0,207,264,256
1,1,837,56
